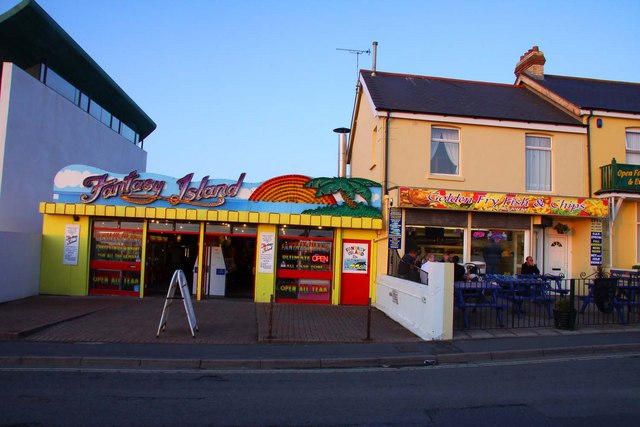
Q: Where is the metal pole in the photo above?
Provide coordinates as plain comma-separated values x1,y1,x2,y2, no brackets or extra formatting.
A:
569,279,576,331
365,297,372,341
267,294,275,340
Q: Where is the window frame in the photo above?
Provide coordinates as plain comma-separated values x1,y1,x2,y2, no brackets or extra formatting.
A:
525,134,552,192
430,126,460,176
625,129,640,165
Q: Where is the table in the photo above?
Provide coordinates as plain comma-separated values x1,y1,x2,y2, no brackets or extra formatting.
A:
579,276,640,323
454,281,507,327
488,275,554,318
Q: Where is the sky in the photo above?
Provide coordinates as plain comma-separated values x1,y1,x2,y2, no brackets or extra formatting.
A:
5,0,640,183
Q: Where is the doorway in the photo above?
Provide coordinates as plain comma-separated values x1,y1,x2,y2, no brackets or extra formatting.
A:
545,234,568,277
202,235,256,299
145,233,199,295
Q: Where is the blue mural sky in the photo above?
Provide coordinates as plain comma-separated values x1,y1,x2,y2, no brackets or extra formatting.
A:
6,0,640,182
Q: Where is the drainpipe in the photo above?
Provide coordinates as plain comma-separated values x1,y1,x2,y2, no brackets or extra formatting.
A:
384,110,391,196
586,112,593,197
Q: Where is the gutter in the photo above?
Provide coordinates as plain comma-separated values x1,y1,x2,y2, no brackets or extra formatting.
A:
384,110,391,196
586,111,593,197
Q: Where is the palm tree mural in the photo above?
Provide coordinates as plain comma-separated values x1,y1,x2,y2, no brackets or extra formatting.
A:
304,177,380,209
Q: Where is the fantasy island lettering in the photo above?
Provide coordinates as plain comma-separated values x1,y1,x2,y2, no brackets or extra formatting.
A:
80,170,246,207
80,171,165,204
174,173,245,205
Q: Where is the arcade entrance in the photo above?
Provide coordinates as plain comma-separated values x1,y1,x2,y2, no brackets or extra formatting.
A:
200,223,257,299
145,221,199,295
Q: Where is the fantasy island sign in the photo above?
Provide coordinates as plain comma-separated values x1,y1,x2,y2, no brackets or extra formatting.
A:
399,187,608,218
53,165,382,218
80,171,245,207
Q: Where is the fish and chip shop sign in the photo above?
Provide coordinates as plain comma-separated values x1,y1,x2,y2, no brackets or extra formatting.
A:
52,165,383,216
399,187,609,218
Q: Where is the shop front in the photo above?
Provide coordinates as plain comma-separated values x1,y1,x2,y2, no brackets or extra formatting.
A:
40,166,383,305
396,187,609,277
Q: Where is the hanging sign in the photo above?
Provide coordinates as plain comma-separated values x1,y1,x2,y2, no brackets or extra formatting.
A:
590,219,603,266
63,224,80,265
388,207,402,249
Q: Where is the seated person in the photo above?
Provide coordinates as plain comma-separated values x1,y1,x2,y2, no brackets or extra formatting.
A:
521,256,540,275
419,253,436,285
452,255,466,282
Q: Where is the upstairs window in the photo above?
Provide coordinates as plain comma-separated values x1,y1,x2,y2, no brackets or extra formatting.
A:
430,127,459,175
626,130,640,165
526,135,551,192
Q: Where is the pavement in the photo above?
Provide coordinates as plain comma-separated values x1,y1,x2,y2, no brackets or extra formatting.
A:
0,295,639,370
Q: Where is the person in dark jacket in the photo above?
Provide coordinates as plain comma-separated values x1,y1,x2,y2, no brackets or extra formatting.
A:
398,249,419,281
452,255,467,282
521,256,540,275
483,238,501,274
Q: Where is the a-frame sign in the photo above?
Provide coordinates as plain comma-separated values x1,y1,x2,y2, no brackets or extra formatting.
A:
157,269,198,338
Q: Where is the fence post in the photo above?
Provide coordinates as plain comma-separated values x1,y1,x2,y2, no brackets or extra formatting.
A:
267,294,275,340
365,297,372,341
569,279,576,331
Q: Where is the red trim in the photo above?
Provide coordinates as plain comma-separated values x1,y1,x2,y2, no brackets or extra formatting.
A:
89,289,139,297
90,260,141,271
276,269,332,280
279,235,333,242
275,298,331,305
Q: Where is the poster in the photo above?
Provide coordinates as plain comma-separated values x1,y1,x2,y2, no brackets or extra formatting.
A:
342,243,368,274
258,232,275,273
63,224,80,265
590,219,603,266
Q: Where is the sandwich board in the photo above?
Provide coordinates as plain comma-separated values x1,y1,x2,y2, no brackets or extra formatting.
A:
157,269,198,338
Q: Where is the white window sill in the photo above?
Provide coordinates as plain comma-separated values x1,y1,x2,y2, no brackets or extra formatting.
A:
427,173,465,182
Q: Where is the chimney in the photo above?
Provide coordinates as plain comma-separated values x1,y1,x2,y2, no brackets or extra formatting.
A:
371,41,378,76
514,46,546,79
333,127,350,178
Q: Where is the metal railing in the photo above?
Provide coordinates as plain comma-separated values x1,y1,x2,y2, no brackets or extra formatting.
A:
454,276,639,330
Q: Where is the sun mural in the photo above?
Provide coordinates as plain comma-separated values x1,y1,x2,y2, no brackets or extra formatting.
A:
249,175,337,204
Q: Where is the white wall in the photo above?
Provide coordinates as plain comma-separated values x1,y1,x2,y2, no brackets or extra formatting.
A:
375,262,454,341
0,231,41,302
0,63,149,302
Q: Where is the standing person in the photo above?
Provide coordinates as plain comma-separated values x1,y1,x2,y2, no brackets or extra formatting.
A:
483,238,501,275
451,255,467,282
398,249,418,281
405,228,418,255
419,253,436,284
521,256,540,275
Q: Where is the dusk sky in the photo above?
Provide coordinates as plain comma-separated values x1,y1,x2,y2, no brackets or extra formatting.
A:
6,0,640,182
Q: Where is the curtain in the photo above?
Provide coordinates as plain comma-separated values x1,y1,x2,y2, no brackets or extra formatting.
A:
526,136,551,191
626,131,640,164
431,128,459,174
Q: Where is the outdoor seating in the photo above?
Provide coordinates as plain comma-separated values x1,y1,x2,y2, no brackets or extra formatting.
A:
487,274,554,318
579,270,640,323
454,281,507,327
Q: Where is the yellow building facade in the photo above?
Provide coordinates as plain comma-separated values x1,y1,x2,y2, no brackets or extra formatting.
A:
349,60,610,279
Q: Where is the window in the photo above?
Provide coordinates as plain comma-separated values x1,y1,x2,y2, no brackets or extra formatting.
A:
526,135,551,192
430,127,459,175
626,130,640,164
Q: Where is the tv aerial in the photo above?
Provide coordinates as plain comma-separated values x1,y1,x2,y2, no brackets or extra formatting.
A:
336,47,371,82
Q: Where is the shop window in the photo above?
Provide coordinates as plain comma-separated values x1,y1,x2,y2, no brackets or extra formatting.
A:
526,135,551,192
626,130,640,164
276,227,334,303
470,229,525,275
430,127,459,175
89,219,143,295
407,226,464,262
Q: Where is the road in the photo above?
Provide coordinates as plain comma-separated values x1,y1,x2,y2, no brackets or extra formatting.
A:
1,354,639,426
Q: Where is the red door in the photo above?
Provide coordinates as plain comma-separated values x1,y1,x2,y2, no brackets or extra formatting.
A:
340,240,371,305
